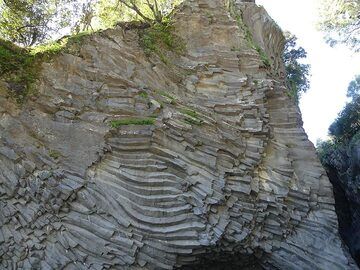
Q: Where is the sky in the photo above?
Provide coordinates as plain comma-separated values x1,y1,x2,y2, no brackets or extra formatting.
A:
257,0,360,144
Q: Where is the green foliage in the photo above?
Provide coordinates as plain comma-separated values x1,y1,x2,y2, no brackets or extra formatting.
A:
181,109,198,118
283,33,310,104
286,81,300,105
73,1,95,34
157,90,176,104
316,139,337,164
110,117,156,128
0,38,32,76
0,0,182,47
49,149,61,159
95,0,182,27
0,0,80,46
349,131,360,147
139,21,185,62
205,11,215,24
138,91,149,98
0,38,38,102
31,31,91,56
62,31,93,54
318,0,360,52
181,108,203,126
318,76,360,162
230,9,271,68
30,41,65,56
254,45,271,67
96,0,147,28
0,31,90,103
347,74,360,99
331,76,360,142
329,95,360,143
184,117,202,126
317,131,360,166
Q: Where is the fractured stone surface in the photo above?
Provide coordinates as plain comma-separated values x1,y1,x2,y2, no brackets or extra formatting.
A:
0,0,357,269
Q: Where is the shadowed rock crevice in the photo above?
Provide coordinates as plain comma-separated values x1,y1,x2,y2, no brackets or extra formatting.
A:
177,251,264,270
322,144,360,266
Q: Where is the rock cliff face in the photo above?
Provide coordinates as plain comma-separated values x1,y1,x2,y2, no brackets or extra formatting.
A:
0,0,357,269
320,135,360,265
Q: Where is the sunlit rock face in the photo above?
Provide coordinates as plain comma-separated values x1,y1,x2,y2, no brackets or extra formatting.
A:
0,0,357,269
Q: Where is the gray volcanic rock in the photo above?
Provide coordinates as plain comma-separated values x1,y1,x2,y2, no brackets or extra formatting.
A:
320,132,360,266
0,0,357,269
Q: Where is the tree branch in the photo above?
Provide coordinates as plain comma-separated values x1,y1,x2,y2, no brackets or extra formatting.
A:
117,0,153,24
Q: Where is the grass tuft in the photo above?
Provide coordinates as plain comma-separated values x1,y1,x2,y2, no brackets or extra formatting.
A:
157,90,176,104
110,117,156,128
139,21,185,64
181,109,198,118
181,108,203,126
138,91,149,98
30,42,65,56
254,45,271,67
49,150,61,159
229,8,272,68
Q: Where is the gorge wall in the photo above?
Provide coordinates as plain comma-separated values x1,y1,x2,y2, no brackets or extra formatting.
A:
319,132,360,265
0,0,357,269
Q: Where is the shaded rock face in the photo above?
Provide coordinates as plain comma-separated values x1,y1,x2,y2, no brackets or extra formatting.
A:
0,0,357,269
321,138,360,266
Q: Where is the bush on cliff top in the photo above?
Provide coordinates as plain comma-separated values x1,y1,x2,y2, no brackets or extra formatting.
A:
0,31,92,103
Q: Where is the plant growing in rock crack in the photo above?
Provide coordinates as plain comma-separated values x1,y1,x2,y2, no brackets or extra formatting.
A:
0,32,92,103
139,19,186,63
205,11,215,24
156,90,177,104
98,1,186,63
229,7,271,68
49,150,61,160
138,91,149,98
110,117,156,128
254,45,271,68
181,108,203,126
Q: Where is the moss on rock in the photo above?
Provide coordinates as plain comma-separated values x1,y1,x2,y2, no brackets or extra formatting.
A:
139,21,185,64
0,31,93,104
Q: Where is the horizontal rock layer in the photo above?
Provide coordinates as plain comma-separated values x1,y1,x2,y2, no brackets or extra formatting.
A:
0,0,357,269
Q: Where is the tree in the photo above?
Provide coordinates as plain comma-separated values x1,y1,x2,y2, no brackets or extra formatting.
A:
347,74,360,98
283,33,311,104
95,0,182,28
0,0,79,46
316,139,337,163
318,0,360,52
0,0,183,47
73,1,95,34
328,76,360,142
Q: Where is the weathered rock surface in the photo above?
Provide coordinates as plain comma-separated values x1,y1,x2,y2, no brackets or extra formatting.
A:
0,0,357,269
320,132,360,266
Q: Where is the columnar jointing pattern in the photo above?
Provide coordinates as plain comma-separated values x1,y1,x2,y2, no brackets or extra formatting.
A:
0,0,357,269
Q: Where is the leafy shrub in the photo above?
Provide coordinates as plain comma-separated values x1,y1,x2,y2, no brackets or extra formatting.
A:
283,33,310,104
329,95,360,143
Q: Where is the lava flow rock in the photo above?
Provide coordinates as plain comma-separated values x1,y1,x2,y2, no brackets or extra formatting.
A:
0,0,357,269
